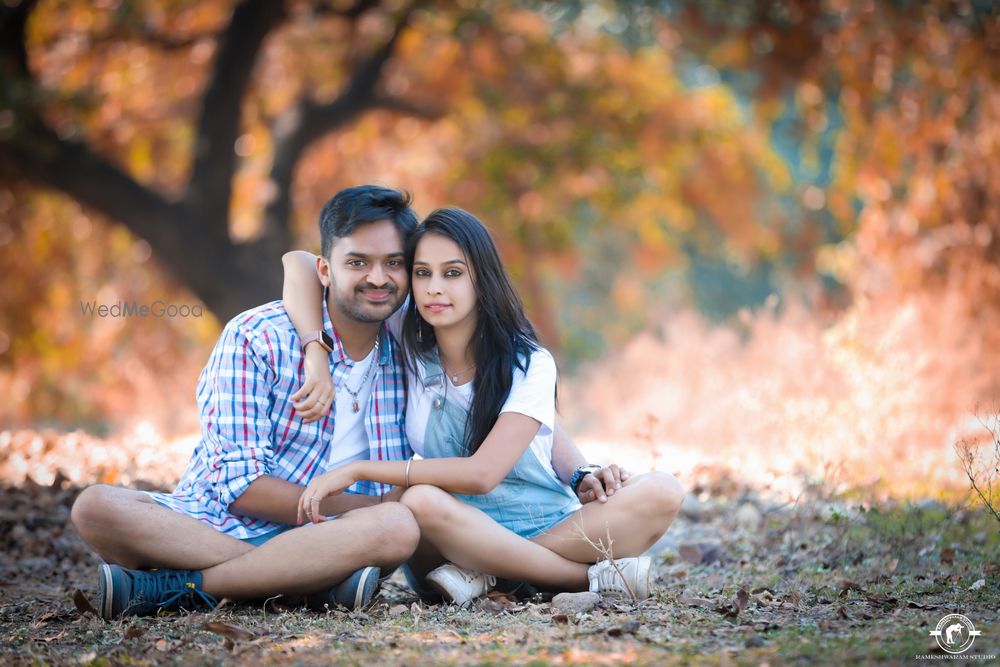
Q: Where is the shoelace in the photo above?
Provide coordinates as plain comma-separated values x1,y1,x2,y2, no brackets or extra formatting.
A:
593,563,629,594
458,568,496,588
133,570,219,612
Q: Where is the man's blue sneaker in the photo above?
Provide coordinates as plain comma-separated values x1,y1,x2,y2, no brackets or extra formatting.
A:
305,566,380,611
98,564,218,620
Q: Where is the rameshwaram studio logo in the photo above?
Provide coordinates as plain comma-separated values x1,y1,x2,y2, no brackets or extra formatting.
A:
929,613,982,655
79,300,204,318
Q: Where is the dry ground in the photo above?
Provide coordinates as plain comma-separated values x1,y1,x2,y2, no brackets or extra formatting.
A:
1,471,997,666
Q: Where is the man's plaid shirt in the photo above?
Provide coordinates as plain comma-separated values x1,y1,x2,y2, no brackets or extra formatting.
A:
149,297,410,540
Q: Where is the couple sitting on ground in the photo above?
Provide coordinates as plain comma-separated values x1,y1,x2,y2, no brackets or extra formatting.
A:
70,185,684,620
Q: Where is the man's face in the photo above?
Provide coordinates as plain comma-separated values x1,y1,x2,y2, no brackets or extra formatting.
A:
320,219,408,324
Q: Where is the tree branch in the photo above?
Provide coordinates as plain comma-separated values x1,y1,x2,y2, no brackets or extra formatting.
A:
88,24,218,51
186,0,287,238
259,2,422,245
0,120,196,258
371,94,444,120
339,4,413,105
309,0,380,20
0,0,38,79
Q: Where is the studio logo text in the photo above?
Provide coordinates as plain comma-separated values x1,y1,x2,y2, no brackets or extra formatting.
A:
79,301,204,318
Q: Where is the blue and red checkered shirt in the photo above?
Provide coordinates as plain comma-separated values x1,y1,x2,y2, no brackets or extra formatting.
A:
149,297,410,539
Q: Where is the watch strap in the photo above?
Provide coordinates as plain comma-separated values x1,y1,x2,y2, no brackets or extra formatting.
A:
571,464,603,493
301,330,333,353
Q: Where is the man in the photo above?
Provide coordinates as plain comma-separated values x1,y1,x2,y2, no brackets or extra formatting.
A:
71,185,421,620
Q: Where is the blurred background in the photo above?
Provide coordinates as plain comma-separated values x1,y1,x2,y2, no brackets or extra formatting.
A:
1,0,998,500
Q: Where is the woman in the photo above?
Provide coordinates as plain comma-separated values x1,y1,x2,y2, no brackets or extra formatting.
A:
283,207,683,605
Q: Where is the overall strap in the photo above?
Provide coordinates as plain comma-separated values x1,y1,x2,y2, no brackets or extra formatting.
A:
420,352,445,389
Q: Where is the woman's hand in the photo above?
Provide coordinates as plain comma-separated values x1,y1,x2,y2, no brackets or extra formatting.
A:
297,466,357,524
291,343,335,423
577,464,631,504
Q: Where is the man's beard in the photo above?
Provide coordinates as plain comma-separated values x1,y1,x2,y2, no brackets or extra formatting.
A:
329,280,404,324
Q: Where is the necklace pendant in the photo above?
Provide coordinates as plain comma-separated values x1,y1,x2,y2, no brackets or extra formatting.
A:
451,374,459,384
352,401,360,413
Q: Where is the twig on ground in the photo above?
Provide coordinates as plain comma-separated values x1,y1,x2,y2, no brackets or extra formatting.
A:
571,522,637,602
954,406,1000,524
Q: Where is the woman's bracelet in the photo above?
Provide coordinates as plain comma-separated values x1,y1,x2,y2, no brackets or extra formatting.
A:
405,458,413,489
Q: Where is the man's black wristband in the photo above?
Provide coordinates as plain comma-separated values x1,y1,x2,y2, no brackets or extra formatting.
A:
570,464,603,493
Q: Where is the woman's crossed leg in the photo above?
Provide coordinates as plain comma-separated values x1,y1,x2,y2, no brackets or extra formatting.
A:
400,471,683,593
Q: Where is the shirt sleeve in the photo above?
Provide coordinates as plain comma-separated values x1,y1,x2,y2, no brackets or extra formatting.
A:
500,349,557,436
197,321,276,510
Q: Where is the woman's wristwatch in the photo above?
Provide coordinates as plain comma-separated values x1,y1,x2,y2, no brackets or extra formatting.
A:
570,464,603,494
301,330,334,354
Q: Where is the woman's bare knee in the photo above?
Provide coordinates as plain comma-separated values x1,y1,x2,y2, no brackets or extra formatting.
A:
635,472,684,525
400,484,455,528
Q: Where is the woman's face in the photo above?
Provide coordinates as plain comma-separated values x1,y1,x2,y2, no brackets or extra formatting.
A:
412,233,478,334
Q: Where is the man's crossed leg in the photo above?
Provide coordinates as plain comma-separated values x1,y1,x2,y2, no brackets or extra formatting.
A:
72,485,418,619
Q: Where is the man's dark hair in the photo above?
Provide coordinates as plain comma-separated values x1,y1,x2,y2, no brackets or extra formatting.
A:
319,185,419,257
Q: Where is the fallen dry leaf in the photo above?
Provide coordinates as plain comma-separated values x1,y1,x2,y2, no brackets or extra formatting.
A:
479,597,515,614
72,589,97,618
734,588,750,613
838,580,864,596
202,621,255,643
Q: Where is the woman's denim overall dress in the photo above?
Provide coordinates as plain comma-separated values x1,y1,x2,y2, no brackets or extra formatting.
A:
418,355,580,540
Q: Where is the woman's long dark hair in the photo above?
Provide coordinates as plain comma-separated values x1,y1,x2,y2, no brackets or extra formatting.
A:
402,207,541,454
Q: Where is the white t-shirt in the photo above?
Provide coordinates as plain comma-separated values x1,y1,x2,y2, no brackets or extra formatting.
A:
324,344,378,472
405,348,560,481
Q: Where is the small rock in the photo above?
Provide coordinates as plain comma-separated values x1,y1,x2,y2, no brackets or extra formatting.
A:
969,578,986,591
680,494,709,521
745,635,765,648
678,542,722,565
551,591,600,615
607,620,641,637
734,502,763,530
388,604,408,616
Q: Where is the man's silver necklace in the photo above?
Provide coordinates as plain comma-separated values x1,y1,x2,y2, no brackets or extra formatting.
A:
339,337,380,413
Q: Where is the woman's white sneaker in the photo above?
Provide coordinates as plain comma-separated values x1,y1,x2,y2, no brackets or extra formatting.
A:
425,563,496,607
587,557,652,600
